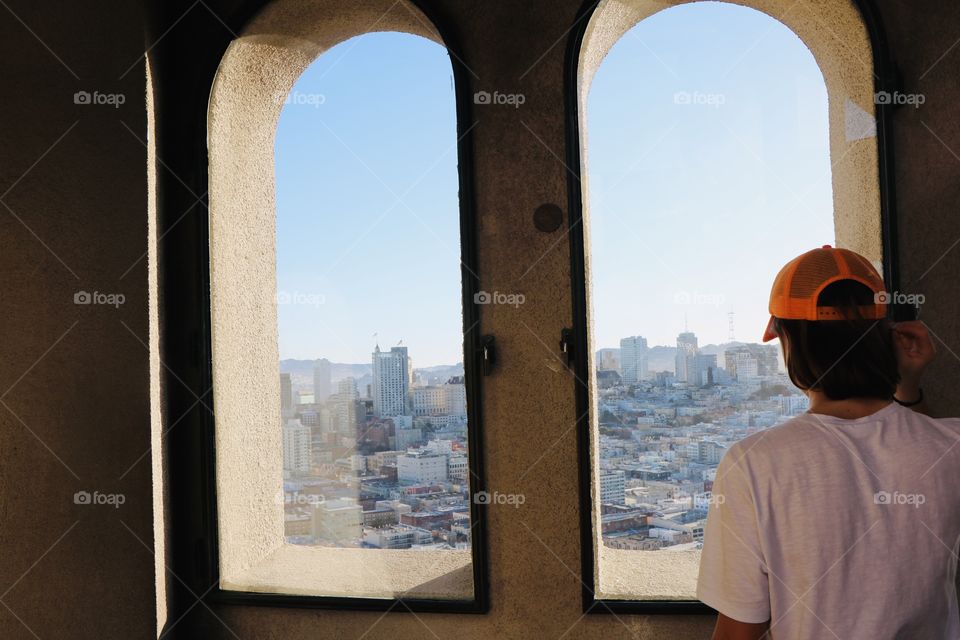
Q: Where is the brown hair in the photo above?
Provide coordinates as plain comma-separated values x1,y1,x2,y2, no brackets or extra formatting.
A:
773,280,898,400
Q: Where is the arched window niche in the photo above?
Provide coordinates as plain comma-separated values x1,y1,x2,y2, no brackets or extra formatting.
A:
573,0,886,603
207,0,481,604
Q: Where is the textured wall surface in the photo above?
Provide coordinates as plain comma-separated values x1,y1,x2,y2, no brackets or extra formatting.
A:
0,0,957,639
0,2,157,639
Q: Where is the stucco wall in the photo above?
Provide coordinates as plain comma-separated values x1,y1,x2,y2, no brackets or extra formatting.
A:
0,1,157,638
0,0,958,639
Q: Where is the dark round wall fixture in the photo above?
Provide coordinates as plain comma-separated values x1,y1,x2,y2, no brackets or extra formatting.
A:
533,203,564,232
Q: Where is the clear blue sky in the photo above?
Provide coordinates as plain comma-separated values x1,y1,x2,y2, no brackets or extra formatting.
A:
275,2,835,365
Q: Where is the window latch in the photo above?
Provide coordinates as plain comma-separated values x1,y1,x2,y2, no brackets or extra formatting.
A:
480,335,496,376
560,328,574,368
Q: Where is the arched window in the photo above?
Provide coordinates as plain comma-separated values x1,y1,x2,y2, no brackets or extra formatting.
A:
571,0,888,608
206,2,485,608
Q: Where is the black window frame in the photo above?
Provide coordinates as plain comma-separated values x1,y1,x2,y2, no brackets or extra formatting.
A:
562,0,901,615
156,0,489,623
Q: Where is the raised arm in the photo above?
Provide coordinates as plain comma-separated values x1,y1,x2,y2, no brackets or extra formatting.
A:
892,320,936,416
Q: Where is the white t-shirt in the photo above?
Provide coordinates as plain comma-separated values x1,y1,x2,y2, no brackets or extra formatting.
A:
697,402,960,639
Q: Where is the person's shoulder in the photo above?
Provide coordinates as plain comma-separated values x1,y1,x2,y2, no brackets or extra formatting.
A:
724,414,821,460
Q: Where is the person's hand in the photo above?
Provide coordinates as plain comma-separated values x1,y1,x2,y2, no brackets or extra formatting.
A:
892,321,936,390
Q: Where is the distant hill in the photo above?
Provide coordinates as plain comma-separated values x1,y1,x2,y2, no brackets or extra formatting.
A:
279,359,464,391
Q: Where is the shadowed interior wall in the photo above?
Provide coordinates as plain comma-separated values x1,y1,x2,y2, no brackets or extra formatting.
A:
0,2,156,639
0,0,957,639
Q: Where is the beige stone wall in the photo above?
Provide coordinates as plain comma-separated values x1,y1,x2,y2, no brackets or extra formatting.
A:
0,1,157,638
0,0,958,639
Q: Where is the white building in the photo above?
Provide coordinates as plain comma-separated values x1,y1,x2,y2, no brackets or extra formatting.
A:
312,498,362,543
412,380,467,417
599,469,626,505
372,345,410,417
313,358,332,403
619,336,649,384
282,419,311,476
280,372,294,418
362,525,433,549
447,455,469,482
397,450,448,484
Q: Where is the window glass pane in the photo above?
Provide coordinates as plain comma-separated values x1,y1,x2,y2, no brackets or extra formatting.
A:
275,33,473,565
586,4,836,599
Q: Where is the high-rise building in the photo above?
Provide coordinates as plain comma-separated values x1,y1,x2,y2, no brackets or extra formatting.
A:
619,336,649,384
313,358,332,403
675,332,698,382
329,377,360,438
599,470,626,505
596,348,621,372
282,419,311,476
280,372,294,418
688,353,718,387
372,345,410,417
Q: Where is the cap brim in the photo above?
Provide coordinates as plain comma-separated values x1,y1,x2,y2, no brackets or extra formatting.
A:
762,316,777,342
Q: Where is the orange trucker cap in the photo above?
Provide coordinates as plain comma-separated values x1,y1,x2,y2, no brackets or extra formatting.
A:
762,245,887,342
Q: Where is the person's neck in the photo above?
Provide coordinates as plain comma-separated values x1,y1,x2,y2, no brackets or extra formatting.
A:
805,390,892,419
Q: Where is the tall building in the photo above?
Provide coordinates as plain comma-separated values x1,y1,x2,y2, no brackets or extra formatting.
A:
596,348,621,372
372,345,410,417
599,470,626,505
329,377,360,438
313,358,332,403
280,372,294,418
688,353,718,387
675,332,698,383
619,336,649,384
282,419,311,476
